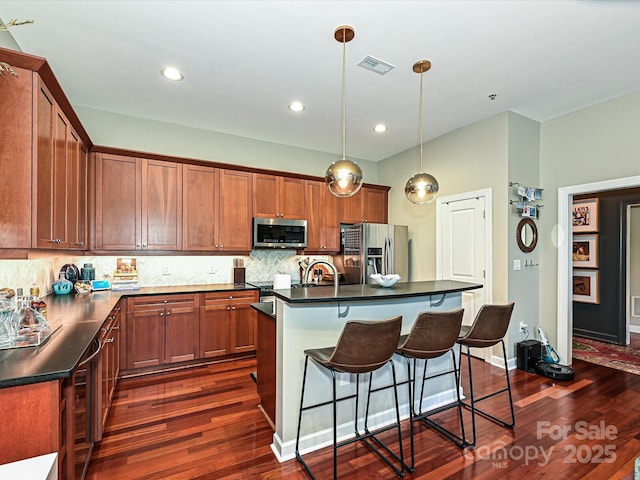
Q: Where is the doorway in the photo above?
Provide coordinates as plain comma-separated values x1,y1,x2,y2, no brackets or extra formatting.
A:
557,175,640,363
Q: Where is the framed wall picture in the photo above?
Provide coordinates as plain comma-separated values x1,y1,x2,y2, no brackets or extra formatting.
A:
572,270,599,304
572,198,599,232
572,234,599,268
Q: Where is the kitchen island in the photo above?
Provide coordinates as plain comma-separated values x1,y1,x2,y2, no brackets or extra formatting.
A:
266,280,481,461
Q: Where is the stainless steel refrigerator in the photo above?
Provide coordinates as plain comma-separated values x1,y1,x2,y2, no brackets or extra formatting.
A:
338,223,409,285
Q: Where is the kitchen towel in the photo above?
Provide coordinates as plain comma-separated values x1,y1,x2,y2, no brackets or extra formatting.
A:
273,274,291,290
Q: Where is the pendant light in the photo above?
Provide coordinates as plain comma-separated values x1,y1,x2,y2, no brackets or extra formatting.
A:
325,25,363,198
405,60,439,204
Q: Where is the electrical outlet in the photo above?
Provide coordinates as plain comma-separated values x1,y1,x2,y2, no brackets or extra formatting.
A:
514,259,521,271
519,321,528,332
209,265,216,274
162,266,171,275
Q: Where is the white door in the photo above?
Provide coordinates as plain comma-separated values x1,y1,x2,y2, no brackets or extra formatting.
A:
437,191,492,358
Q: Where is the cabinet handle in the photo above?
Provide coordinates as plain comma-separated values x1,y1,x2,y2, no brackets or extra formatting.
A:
226,306,231,311
166,312,171,316
219,245,224,248
106,337,115,343
231,306,236,310
112,325,120,330
142,243,147,248
160,312,164,316
136,243,141,247
163,300,168,304
72,242,84,246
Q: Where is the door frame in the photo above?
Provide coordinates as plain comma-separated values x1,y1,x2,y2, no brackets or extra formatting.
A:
557,175,640,363
436,187,494,314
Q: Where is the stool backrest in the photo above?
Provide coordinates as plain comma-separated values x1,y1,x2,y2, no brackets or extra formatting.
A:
398,308,464,359
458,303,515,348
328,316,402,374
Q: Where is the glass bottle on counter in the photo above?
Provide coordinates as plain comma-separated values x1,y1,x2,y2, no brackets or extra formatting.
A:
29,284,47,318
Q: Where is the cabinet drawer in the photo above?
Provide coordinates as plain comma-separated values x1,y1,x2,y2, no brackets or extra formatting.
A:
128,293,197,310
202,290,258,306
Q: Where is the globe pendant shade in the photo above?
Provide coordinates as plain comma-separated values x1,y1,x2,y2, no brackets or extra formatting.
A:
405,172,439,204
325,158,363,197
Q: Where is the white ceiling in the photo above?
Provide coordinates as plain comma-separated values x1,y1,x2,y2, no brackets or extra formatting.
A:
2,1,640,162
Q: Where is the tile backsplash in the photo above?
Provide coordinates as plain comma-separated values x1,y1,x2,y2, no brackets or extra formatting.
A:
0,251,332,295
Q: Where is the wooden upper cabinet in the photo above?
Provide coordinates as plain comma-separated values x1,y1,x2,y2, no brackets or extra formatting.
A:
0,66,33,249
218,169,253,251
184,166,252,252
338,186,388,225
32,79,88,250
66,130,88,249
253,174,305,219
94,153,182,250
362,187,388,224
33,81,69,248
95,153,140,250
183,164,219,251
304,180,340,253
142,159,182,250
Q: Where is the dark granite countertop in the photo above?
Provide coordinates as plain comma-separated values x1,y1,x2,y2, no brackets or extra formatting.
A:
271,280,482,304
251,301,275,319
0,283,258,388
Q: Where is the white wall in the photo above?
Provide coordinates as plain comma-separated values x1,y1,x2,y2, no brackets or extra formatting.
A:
379,112,510,295
539,89,640,347
76,107,379,183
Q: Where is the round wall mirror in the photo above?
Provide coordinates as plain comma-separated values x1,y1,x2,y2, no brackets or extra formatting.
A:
516,218,538,253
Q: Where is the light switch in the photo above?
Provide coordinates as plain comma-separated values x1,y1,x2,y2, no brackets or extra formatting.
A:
514,259,521,271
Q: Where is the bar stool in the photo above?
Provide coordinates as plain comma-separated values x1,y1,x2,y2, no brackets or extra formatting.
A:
456,302,516,447
295,316,404,479
395,308,466,471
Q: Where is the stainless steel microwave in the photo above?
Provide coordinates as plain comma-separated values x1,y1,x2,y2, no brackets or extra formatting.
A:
253,218,307,249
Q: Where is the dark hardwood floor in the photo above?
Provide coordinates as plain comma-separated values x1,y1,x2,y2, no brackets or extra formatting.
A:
86,355,640,480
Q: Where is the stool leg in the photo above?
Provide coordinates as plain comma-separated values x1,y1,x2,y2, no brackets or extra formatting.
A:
464,344,477,447
450,349,467,447
500,339,516,429
295,356,318,478
332,370,338,480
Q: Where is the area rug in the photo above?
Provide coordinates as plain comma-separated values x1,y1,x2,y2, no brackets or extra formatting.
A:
572,336,640,375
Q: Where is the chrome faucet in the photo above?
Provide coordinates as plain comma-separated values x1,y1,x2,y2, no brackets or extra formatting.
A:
304,259,340,289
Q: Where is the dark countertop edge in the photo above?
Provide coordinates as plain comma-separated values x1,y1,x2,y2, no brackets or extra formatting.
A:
271,280,482,304
251,302,276,319
0,283,260,389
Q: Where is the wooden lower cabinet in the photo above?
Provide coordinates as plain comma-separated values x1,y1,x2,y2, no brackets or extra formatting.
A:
200,290,259,358
126,294,200,369
95,302,121,442
0,380,65,475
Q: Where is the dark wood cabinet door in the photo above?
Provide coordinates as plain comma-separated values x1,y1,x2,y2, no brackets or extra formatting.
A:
34,81,69,248
126,305,163,369
94,153,141,250
218,169,252,251
338,191,363,225
183,164,219,250
66,130,87,249
253,174,305,219
230,301,257,353
305,180,340,253
338,186,388,225
252,173,278,218
199,302,231,358
305,181,324,252
142,159,182,250
280,176,306,219
0,66,32,249
164,303,199,363
363,187,388,224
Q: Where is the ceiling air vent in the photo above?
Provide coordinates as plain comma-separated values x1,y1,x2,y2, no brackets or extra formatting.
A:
357,56,394,75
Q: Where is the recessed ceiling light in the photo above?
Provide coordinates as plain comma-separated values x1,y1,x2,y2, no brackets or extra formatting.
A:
161,67,184,81
373,124,388,133
288,101,305,112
